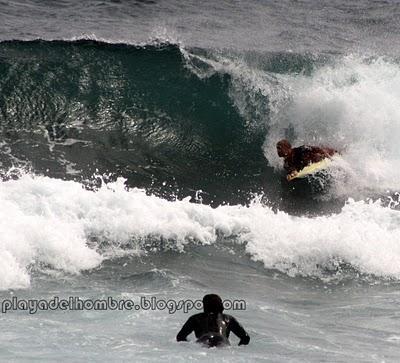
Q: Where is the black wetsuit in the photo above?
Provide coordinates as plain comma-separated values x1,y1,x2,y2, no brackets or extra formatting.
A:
176,312,250,347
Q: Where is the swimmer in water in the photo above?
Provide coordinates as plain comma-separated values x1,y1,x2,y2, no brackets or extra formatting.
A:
276,139,338,179
176,294,250,348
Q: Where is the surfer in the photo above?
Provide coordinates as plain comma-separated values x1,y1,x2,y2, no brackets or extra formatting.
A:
276,139,337,179
176,294,250,347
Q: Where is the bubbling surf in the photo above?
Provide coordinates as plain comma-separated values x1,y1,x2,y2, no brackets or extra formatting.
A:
183,49,400,198
1,172,400,290
260,55,400,196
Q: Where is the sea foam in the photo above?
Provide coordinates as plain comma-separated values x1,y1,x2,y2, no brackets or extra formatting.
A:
262,55,400,196
185,50,400,197
1,173,400,290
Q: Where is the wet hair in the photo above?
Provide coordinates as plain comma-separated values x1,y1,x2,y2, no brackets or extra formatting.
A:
276,139,292,157
276,139,292,150
203,294,224,314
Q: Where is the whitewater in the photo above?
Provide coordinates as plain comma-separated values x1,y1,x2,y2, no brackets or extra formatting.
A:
2,0,400,362
1,173,400,292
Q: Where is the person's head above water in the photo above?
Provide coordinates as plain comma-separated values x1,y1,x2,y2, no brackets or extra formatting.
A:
203,294,224,314
276,139,292,157
176,293,250,346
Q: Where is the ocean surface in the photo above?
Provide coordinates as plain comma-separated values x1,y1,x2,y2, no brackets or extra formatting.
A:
2,0,400,361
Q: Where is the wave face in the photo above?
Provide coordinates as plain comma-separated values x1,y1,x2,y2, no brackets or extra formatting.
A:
0,40,272,205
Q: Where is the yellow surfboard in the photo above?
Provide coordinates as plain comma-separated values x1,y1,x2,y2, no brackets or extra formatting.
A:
287,158,332,181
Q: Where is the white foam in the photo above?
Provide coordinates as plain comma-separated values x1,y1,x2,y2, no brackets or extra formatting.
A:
185,51,400,197
1,174,400,290
262,55,400,196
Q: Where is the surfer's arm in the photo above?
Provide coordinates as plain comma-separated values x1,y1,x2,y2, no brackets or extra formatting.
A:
176,316,195,342
284,162,299,180
229,316,250,345
283,158,297,176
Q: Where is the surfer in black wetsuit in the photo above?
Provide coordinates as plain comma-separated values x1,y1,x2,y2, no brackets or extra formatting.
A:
176,294,250,348
276,139,337,178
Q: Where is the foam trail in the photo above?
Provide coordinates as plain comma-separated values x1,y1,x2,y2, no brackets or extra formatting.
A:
1,174,400,290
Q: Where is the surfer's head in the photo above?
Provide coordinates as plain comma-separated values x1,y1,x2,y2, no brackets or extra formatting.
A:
277,139,292,157
203,294,224,314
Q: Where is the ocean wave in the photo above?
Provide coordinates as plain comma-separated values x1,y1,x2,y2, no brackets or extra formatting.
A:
2,39,400,205
262,54,400,197
1,173,400,290
0,39,269,204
